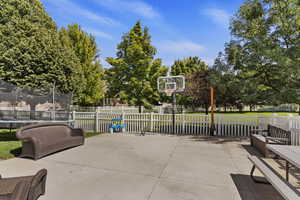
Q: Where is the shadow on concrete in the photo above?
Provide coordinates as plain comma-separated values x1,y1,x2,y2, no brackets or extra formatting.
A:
186,136,249,144
231,174,284,200
271,158,300,189
10,147,22,157
241,144,263,157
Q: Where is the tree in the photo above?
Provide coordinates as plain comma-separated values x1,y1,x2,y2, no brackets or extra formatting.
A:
0,0,83,112
211,52,242,111
171,57,209,108
0,0,83,92
106,21,167,111
229,0,300,105
171,56,208,75
211,49,268,112
185,70,211,114
59,24,106,105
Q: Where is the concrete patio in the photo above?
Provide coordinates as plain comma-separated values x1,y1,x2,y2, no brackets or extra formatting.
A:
0,134,286,200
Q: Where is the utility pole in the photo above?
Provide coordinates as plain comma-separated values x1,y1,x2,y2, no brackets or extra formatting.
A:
172,92,176,134
210,87,215,136
52,82,55,120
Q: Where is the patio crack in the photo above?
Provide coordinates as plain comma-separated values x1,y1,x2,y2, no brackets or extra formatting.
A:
146,137,182,200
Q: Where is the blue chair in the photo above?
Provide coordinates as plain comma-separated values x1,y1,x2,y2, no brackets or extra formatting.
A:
109,118,126,133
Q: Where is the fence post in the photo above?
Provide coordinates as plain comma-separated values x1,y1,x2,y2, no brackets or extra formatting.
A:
72,111,76,120
150,112,153,132
182,114,186,134
288,115,292,131
71,111,76,128
95,111,99,132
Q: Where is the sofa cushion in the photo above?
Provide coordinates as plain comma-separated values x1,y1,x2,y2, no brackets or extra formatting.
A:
22,126,71,146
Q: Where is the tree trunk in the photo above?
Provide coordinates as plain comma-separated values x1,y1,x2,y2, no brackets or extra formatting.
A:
205,104,209,115
29,102,37,120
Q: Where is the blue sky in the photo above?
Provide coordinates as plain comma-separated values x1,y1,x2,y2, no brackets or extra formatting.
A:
41,0,245,68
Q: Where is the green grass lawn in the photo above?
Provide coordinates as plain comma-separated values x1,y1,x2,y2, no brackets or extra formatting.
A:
0,129,101,160
190,112,298,116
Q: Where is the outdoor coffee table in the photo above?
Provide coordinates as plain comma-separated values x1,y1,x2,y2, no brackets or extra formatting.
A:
267,144,300,182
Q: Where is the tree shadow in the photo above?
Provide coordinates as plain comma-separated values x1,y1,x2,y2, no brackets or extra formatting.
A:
186,135,249,144
241,144,263,157
231,174,284,200
270,158,300,190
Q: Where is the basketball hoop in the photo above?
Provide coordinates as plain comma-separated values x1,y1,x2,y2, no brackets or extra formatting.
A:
164,89,174,97
157,68,185,134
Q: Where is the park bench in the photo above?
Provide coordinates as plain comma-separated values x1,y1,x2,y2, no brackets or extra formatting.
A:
248,155,300,200
250,124,291,157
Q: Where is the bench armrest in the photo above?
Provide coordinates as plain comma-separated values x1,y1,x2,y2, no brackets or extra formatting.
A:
71,128,85,137
19,136,42,154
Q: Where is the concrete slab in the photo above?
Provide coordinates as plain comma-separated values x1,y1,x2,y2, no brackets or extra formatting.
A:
149,179,239,200
0,134,286,200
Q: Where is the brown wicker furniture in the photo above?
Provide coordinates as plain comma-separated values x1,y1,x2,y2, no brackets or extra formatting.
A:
250,124,291,157
0,169,47,200
16,123,85,160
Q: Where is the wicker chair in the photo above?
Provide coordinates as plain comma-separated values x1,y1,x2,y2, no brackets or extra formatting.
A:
0,169,47,200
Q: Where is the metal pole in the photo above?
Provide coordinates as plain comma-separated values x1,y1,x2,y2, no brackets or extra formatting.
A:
172,93,176,134
210,87,215,136
52,82,55,120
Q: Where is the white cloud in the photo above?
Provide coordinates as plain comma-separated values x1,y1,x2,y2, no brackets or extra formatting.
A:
94,0,160,19
158,40,205,54
44,0,120,26
85,28,113,40
202,8,230,27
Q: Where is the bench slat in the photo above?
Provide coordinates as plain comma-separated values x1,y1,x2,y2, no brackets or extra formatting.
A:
248,155,300,200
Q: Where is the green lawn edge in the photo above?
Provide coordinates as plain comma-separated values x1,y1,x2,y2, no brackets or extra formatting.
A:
0,130,102,160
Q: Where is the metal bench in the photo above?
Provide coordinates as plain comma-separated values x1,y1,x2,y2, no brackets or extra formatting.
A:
250,125,291,157
248,155,300,200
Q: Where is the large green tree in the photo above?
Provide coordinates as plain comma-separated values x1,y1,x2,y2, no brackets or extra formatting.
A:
171,56,208,75
106,21,167,110
229,0,300,104
0,0,83,93
171,56,209,108
185,70,211,114
59,24,106,105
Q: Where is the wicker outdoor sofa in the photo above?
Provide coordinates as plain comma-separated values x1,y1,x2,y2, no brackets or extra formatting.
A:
16,123,85,160
0,169,47,200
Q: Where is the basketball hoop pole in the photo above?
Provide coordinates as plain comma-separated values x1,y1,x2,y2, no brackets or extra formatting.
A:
172,92,176,134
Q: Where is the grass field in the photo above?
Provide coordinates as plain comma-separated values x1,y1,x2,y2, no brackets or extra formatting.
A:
190,112,298,116
0,129,101,160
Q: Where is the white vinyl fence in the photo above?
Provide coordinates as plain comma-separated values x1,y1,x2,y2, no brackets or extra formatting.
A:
73,112,300,145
